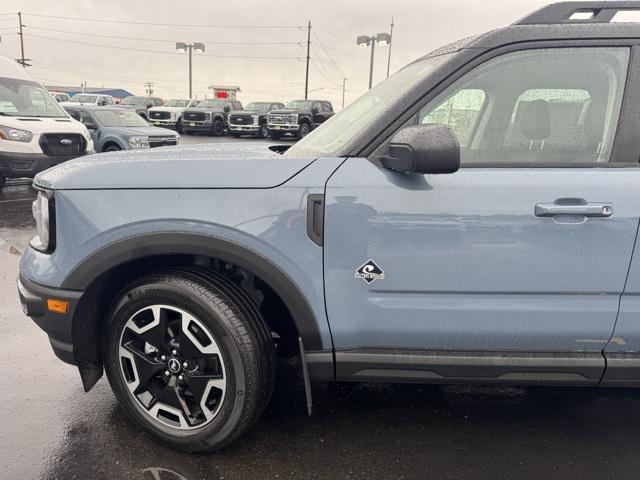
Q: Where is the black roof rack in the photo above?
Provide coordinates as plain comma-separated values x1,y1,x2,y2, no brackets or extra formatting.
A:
516,1,640,25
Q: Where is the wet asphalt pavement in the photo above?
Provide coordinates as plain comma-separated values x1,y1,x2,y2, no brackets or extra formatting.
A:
3,138,640,479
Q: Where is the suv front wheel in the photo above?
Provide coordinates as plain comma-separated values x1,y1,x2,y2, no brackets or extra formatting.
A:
103,269,276,452
297,122,310,139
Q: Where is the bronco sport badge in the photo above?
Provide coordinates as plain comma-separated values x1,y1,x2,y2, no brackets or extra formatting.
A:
355,260,385,284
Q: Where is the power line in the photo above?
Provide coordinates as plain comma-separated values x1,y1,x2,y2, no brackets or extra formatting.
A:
23,25,301,45
23,13,302,29
312,29,345,79
27,34,300,59
314,26,350,40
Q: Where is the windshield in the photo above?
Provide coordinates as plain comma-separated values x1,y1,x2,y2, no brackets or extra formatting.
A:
286,100,313,110
245,102,272,112
286,53,455,157
164,99,190,108
198,99,225,108
70,94,99,103
122,96,147,106
94,109,149,127
0,77,67,118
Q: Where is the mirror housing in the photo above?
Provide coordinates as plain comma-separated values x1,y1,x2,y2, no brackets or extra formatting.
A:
382,124,460,175
311,106,319,114
223,105,231,112
146,102,153,109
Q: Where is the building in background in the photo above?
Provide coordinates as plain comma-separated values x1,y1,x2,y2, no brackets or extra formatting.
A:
45,85,135,104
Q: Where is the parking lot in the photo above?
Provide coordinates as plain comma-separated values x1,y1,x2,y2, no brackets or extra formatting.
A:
2,136,640,480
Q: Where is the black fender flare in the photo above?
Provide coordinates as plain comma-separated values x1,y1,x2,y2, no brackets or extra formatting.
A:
62,232,324,350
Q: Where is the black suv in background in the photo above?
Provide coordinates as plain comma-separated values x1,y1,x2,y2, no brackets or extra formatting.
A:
228,102,285,138
267,100,334,139
119,96,164,120
182,99,242,136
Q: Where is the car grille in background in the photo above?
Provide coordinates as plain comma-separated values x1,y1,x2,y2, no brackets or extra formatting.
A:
148,136,178,148
183,111,206,121
39,134,86,157
230,114,256,125
268,113,296,124
150,111,171,120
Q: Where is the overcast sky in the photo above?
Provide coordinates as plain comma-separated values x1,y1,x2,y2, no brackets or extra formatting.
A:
0,0,558,108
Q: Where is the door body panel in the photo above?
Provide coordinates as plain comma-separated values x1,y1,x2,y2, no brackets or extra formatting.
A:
324,158,640,352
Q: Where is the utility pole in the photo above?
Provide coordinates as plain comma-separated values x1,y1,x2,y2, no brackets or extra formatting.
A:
17,12,30,68
304,21,311,99
342,78,347,108
144,81,155,96
386,17,394,78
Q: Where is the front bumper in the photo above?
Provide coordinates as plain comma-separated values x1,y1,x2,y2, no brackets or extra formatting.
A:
268,123,300,132
0,151,89,179
229,124,260,133
182,120,213,132
17,273,83,365
149,119,178,128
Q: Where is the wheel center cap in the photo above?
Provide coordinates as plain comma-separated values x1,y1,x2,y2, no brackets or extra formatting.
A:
167,358,181,373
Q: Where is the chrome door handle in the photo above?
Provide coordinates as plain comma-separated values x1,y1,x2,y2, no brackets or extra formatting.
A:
535,201,613,218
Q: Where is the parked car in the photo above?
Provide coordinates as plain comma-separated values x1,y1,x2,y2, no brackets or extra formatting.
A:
19,1,640,453
61,93,115,107
120,96,164,120
65,105,179,152
267,100,333,139
181,98,242,136
49,91,70,103
147,99,201,133
0,56,92,189
228,102,285,138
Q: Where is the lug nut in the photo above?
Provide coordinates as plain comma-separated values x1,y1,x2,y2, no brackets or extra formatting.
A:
171,349,178,356
178,374,184,381
182,362,189,368
164,370,171,377
160,355,167,361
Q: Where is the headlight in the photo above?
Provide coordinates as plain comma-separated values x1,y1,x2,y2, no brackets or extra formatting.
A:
0,124,33,142
31,189,55,253
205,112,212,121
252,115,260,125
291,113,298,123
175,135,181,145
128,135,149,148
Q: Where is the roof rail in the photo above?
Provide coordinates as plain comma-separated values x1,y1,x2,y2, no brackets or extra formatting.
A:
515,1,640,25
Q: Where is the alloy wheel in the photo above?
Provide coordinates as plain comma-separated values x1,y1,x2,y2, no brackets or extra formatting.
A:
118,304,226,430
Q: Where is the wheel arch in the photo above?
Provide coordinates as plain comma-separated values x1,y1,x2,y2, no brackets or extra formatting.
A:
66,232,325,389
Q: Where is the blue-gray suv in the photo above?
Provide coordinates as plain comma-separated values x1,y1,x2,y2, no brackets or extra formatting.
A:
65,105,179,152
17,1,640,452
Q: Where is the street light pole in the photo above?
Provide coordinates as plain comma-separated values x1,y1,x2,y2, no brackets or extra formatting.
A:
188,44,193,99
368,39,375,90
304,21,311,99
176,42,205,99
357,32,391,90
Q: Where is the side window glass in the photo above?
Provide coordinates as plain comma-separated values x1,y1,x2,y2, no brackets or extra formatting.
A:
417,47,629,165
421,89,485,147
79,112,95,126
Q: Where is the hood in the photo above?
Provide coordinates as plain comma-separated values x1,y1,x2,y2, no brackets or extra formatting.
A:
184,107,224,113
2,116,89,136
34,143,316,190
148,106,186,113
60,101,97,107
103,125,178,136
269,108,307,115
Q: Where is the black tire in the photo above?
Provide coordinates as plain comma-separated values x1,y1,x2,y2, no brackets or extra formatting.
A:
176,118,184,134
103,269,276,452
0,173,5,191
258,124,269,139
269,131,281,140
297,122,310,140
212,119,224,136
103,144,122,152
230,133,241,138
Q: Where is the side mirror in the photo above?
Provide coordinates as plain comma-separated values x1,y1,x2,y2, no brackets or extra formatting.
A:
381,124,460,175
223,105,231,112
84,123,96,130
311,106,319,114
146,103,153,109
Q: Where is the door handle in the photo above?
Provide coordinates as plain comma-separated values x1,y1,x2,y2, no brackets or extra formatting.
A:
535,200,613,218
